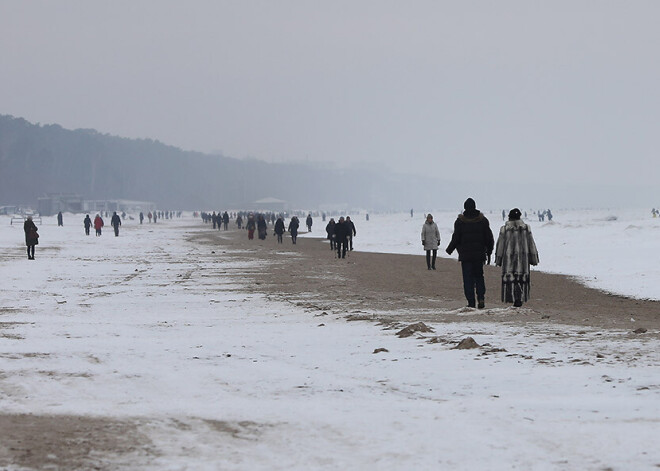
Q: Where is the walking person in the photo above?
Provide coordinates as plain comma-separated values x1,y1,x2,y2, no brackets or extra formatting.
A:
421,214,441,270
246,214,256,240
334,216,349,259
288,216,300,244
222,211,230,230
346,216,356,250
57,211,63,227
257,215,268,240
326,218,336,250
139,212,144,224
495,208,539,307
24,216,39,260
274,216,285,243
94,214,104,236
445,198,494,309
83,214,92,236
306,214,313,232
111,211,121,236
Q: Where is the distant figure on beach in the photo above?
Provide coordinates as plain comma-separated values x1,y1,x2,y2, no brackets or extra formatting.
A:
334,217,349,259
410,209,414,218
346,216,356,251
111,212,121,236
502,210,506,221
236,214,243,229
274,217,285,243
148,212,152,223
257,215,268,240
94,214,104,236
326,218,336,250
57,211,63,227
306,214,313,232
546,209,553,221
421,214,441,270
366,213,369,221
222,211,230,230
495,208,539,307
24,216,39,260
446,198,494,309
288,216,300,244
83,214,92,235
139,212,144,224
246,214,256,240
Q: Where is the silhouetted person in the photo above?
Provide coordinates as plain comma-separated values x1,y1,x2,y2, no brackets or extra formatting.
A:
326,218,336,250
111,211,121,236
446,198,494,309
24,216,39,259
222,211,229,230
57,211,63,227
83,214,92,236
139,212,144,224
288,216,300,244
346,216,356,250
246,215,256,240
257,215,267,240
334,217,349,259
274,217,285,243
306,214,313,232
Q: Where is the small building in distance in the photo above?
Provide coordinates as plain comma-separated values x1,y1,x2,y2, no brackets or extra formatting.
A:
37,193,84,216
252,197,287,213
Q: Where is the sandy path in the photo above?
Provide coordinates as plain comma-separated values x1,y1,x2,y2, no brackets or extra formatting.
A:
193,226,660,333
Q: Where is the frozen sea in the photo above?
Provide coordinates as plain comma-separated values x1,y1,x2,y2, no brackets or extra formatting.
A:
0,210,659,470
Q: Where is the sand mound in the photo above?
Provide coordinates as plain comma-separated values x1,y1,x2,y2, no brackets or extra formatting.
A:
453,337,481,349
396,322,434,338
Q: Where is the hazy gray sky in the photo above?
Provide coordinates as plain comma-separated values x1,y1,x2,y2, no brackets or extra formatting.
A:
2,1,659,186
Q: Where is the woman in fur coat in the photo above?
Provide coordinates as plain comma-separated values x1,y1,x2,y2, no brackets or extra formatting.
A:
421,214,441,270
495,208,539,307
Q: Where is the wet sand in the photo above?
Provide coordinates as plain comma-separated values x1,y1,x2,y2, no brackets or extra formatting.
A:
193,227,660,333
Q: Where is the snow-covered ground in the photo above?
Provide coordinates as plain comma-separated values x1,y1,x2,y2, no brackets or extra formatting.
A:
303,208,660,300
1,212,659,470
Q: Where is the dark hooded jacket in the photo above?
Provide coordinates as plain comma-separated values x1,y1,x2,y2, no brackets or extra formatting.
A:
334,220,349,242
446,206,494,262
274,218,285,235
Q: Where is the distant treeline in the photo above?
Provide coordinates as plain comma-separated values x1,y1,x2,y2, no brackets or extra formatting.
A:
0,114,450,210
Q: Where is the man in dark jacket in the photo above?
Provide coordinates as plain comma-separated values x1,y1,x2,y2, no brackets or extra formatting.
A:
274,217,285,244
334,217,350,259
346,216,356,250
446,198,494,309
111,212,122,237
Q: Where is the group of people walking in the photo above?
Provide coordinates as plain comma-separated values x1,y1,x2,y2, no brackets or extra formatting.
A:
424,198,539,309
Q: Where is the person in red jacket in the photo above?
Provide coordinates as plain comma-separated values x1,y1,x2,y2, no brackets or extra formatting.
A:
94,214,104,236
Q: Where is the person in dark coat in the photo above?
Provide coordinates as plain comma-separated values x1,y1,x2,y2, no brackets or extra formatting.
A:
257,215,268,240
334,216,349,259
446,198,494,309
111,211,122,237
246,214,256,240
325,218,336,250
236,214,243,229
288,216,300,244
222,211,230,230
274,217,285,243
83,214,92,236
24,216,39,259
346,216,356,250
139,212,144,224
57,211,63,227
306,214,313,232
94,214,104,236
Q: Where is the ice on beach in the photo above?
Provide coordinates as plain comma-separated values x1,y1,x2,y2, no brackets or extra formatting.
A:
0,212,659,470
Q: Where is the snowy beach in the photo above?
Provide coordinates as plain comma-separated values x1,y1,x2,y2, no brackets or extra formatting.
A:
0,212,659,470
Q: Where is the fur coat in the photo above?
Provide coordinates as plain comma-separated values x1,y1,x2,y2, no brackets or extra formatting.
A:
495,220,539,302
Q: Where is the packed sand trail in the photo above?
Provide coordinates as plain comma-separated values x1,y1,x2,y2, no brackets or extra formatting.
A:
0,221,658,470
197,228,660,333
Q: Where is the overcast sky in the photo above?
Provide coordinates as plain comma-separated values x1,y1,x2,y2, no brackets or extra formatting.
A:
2,1,659,186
